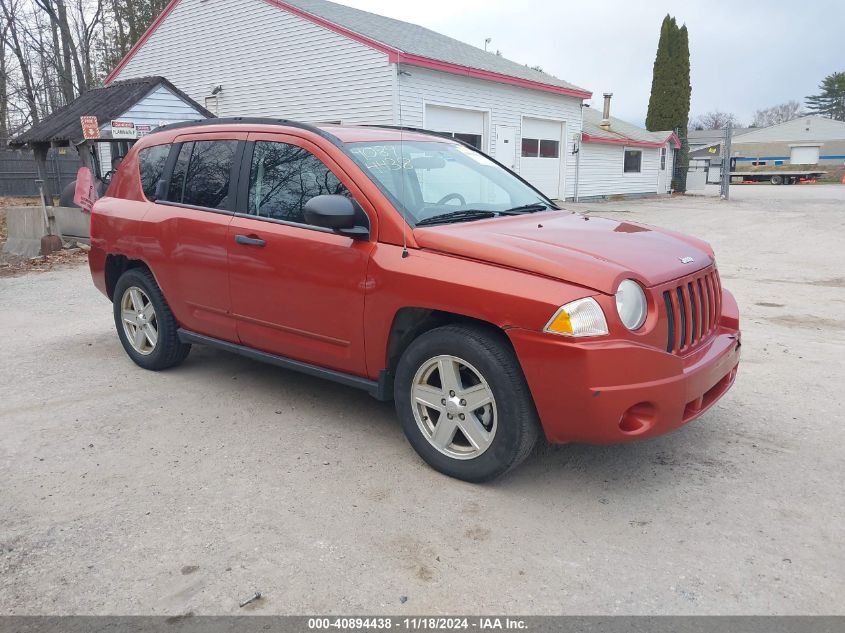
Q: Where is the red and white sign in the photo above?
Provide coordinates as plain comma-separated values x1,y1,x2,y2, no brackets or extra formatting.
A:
135,124,153,137
110,120,137,139
80,116,100,140
73,166,99,213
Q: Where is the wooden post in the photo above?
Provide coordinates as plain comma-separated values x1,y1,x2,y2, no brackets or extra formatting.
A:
32,142,55,205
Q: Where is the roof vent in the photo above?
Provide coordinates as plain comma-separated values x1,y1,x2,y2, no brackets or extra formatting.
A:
600,93,613,130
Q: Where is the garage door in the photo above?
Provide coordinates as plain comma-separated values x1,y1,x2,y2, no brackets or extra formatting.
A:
424,105,485,149
790,145,820,165
520,118,564,199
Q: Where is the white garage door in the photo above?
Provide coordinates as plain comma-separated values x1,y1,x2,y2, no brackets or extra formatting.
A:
790,145,820,165
424,105,485,149
520,118,564,199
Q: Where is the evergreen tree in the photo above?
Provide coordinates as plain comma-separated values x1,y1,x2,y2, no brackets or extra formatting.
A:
806,71,845,121
645,15,692,192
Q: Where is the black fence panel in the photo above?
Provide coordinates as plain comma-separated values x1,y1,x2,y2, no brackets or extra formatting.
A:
0,148,80,197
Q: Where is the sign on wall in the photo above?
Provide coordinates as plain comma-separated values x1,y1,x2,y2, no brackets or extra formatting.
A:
135,124,153,137
110,120,137,139
80,116,100,140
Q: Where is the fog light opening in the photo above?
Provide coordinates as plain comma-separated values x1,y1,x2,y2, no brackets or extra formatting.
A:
619,402,656,435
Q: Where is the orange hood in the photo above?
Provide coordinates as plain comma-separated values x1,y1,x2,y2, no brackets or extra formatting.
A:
413,211,714,295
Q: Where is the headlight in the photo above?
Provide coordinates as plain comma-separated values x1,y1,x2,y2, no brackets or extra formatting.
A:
544,297,608,337
615,279,647,330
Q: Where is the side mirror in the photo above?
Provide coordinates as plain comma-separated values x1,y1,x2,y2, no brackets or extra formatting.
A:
303,194,369,240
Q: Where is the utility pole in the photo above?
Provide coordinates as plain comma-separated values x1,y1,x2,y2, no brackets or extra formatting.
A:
720,123,732,200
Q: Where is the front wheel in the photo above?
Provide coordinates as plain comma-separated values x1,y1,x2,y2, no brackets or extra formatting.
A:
394,325,540,482
113,268,191,371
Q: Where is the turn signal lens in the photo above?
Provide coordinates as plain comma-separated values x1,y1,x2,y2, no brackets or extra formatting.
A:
544,297,609,337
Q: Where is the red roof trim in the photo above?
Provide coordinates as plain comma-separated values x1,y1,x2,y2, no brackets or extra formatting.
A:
582,131,680,149
105,0,181,84
396,53,591,99
106,0,592,99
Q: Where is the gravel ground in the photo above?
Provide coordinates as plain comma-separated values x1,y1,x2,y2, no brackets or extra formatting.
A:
1,184,843,615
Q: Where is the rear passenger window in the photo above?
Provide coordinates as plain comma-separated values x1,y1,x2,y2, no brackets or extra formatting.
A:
138,144,171,200
167,140,237,210
247,141,349,223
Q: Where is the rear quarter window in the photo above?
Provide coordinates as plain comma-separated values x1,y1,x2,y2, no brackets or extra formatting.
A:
167,140,237,210
138,144,171,200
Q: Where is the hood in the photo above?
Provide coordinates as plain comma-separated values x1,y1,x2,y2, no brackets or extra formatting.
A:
413,211,714,294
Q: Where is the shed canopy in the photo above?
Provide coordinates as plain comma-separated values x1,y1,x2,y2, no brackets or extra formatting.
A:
12,76,213,147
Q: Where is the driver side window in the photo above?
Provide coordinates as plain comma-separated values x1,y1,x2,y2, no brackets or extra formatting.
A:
247,141,350,224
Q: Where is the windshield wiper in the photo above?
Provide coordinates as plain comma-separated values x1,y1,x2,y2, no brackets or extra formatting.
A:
503,202,554,213
415,209,499,226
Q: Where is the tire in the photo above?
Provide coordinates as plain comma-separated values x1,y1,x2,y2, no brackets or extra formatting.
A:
771,175,783,185
394,324,540,482
112,267,191,371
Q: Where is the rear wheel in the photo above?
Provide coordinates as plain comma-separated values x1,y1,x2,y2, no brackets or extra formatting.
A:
394,325,540,482
113,268,190,370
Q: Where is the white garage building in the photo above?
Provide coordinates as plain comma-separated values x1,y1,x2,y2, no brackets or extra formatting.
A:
106,0,591,200
575,96,679,200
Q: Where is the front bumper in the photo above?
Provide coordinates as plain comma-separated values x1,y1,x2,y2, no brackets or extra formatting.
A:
507,290,741,444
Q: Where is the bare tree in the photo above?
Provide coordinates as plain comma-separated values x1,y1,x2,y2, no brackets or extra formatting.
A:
751,101,806,127
1,17,9,145
1,0,40,126
33,0,88,97
691,110,741,130
1,0,168,136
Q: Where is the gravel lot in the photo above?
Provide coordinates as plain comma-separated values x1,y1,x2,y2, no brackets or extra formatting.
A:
1,184,843,615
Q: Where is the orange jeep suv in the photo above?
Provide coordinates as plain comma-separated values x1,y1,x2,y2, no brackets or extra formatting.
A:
90,119,741,482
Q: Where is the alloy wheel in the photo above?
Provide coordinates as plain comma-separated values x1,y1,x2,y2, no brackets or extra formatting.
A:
411,355,497,460
120,286,158,355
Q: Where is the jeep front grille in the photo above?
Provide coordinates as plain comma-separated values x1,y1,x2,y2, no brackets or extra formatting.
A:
662,268,722,354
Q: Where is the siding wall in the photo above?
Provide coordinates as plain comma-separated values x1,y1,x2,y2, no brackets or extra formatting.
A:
730,139,845,164
97,84,209,173
577,142,662,199
396,66,583,199
732,116,845,144
113,0,395,124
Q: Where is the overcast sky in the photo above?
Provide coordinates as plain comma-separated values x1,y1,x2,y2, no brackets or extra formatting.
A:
339,0,844,126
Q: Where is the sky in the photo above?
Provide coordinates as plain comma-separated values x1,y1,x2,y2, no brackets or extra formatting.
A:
338,0,844,127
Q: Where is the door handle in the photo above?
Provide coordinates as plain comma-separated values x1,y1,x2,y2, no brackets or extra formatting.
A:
235,234,266,247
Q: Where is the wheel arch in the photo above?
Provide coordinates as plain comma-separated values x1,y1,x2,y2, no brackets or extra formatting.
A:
378,307,517,400
104,254,154,301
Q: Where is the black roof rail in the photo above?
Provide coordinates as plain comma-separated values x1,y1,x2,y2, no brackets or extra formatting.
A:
153,117,343,145
359,124,462,143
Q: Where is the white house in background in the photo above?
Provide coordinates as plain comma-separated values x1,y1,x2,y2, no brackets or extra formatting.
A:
105,0,593,200
576,95,680,200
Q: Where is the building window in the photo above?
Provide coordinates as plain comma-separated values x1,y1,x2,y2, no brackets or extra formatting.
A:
247,141,350,224
521,138,539,157
624,149,642,173
660,147,667,170
522,138,559,158
539,139,560,158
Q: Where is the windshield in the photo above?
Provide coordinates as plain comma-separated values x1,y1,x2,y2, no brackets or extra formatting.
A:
346,140,554,226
